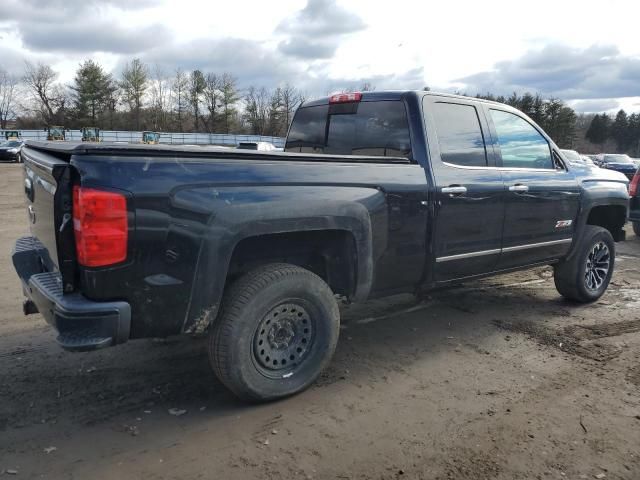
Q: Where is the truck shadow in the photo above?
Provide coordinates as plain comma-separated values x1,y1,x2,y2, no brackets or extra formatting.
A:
0,274,603,432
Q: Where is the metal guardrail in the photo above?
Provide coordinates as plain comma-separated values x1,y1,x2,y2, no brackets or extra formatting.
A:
4,130,285,147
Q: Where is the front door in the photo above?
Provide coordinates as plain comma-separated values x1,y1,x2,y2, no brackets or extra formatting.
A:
484,108,580,269
423,97,505,282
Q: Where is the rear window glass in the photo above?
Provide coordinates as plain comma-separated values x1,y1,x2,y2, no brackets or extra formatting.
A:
431,102,487,167
285,101,411,158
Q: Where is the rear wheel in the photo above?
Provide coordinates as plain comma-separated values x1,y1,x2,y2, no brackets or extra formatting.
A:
554,226,615,303
633,221,640,237
209,263,340,402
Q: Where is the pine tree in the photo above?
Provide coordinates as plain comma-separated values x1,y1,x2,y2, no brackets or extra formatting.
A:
610,109,629,152
71,60,115,125
585,114,610,144
188,70,206,132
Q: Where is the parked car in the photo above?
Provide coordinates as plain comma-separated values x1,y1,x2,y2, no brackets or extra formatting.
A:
629,166,640,236
580,155,597,166
0,140,25,163
560,149,596,168
12,91,629,401
237,141,281,151
594,154,637,180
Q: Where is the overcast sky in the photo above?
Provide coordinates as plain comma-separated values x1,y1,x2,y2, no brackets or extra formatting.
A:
1,0,639,113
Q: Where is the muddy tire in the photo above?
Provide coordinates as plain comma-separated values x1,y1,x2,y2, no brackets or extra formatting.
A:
209,263,340,402
633,221,640,237
554,226,615,303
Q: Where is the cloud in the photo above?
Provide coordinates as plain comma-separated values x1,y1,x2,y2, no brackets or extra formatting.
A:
278,39,335,60
131,36,423,99
456,44,640,100
19,21,170,54
570,98,620,113
277,0,366,60
0,0,159,22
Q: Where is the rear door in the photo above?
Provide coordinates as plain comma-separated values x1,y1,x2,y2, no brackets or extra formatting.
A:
423,96,505,282
484,108,580,269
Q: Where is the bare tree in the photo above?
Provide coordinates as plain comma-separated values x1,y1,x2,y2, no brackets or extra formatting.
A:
243,86,270,135
23,62,63,124
203,73,221,133
120,58,148,130
149,65,169,130
280,83,302,132
267,87,284,136
171,68,189,132
0,70,18,129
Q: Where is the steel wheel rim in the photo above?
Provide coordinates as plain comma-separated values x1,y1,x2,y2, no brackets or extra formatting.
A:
584,241,610,291
252,302,315,378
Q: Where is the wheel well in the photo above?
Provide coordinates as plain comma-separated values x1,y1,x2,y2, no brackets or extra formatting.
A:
586,205,627,241
227,230,358,297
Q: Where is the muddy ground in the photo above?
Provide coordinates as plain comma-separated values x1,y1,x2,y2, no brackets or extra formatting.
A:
0,163,639,479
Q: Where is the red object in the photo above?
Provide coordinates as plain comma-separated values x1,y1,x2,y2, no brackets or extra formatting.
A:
630,170,639,197
329,92,363,104
73,186,128,267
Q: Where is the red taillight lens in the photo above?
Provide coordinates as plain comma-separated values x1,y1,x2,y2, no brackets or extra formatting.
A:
630,171,639,197
73,186,128,267
329,92,362,104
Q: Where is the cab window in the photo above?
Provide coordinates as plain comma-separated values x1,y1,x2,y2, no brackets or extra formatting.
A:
489,109,553,169
430,102,488,167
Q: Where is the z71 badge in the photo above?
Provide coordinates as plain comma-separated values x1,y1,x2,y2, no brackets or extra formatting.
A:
555,220,573,228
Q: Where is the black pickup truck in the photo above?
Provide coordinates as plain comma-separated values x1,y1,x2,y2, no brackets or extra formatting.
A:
13,91,629,401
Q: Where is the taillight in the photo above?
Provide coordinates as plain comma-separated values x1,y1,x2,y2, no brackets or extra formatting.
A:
73,186,128,267
630,170,640,197
329,92,362,104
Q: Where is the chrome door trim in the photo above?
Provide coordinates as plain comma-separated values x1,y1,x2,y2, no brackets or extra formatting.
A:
435,238,572,263
501,238,572,253
435,248,501,263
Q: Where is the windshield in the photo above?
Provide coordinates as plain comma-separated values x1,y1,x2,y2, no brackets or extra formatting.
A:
602,154,633,164
286,100,412,158
2,141,21,147
560,150,582,162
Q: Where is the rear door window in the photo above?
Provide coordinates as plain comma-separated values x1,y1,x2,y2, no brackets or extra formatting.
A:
285,101,412,158
430,102,488,167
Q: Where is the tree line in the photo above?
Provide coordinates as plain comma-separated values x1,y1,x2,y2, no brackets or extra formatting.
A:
585,110,640,155
0,59,306,137
2,58,639,152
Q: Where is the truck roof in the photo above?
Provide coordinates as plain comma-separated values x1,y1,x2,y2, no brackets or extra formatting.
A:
301,90,508,108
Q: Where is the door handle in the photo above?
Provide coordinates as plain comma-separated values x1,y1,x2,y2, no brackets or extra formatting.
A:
508,184,529,193
441,186,467,196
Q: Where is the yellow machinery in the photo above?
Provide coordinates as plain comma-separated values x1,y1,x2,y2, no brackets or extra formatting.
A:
3,130,20,140
46,126,66,141
142,131,160,144
81,127,100,142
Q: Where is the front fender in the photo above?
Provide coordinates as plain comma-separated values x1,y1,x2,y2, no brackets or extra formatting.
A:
173,185,387,333
566,179,629,259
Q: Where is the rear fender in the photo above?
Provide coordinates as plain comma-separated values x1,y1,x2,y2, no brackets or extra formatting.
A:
176,185,386,334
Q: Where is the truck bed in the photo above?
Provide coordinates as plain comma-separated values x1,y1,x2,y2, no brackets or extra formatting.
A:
25,141,412,164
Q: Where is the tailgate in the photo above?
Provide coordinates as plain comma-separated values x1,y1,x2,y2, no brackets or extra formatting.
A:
22,145,75,283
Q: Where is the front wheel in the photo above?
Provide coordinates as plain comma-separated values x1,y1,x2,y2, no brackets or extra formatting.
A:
633,221,640,237
554,226,615,303
209,263,340,402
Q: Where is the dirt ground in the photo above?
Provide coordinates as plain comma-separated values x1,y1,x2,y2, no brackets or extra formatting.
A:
0,163,639,480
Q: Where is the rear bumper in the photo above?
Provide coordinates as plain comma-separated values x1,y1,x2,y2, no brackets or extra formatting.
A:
12,236,131,351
